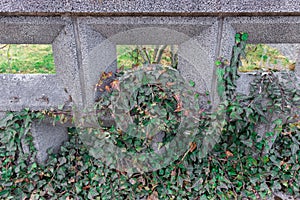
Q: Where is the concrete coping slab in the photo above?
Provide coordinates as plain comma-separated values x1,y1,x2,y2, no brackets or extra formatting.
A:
1,1,300,16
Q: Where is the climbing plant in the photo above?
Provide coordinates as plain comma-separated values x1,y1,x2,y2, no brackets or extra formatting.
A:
0,33,299,199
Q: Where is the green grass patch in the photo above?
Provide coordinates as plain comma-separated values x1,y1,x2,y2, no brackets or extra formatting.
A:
117,45,178,70
0,44,55,74
0,43,294,74
240,44,296,72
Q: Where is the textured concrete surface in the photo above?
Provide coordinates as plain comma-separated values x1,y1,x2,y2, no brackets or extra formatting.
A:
0,16,81,111
52,18,84,109
0,16,78,164
236,73,257,95
77,17,219,111
268,43,300,76
1,0,300,16
220,18,236,61
0,16,65,44
225,16,300,44
0,112,6,120
31,119,69,163
0,74,69,111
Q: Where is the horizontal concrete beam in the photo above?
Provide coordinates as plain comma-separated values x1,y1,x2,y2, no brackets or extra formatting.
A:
225,16,300,43
0,16,65,43
0,74,69,111
1,0,300,16
0,16,83,111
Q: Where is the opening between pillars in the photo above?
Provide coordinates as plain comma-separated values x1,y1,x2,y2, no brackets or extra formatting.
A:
0,44,55,74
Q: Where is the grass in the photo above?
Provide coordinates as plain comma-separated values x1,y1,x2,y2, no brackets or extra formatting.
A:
0,44,55,74
239,44,296,72
0,43,295,74
116,45,178,70
117,44,296,72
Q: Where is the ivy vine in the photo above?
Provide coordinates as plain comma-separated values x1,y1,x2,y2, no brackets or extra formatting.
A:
0,33,299,199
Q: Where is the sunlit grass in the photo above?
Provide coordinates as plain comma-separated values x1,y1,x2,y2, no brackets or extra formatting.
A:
0,44,55,74
240,44,296,72
0,43,295,74
117,45,178,70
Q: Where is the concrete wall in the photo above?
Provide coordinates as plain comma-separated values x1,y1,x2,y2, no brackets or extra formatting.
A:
1,1,300,162
1,0,300,15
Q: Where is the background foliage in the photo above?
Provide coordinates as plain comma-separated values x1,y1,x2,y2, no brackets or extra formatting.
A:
0,33,299,199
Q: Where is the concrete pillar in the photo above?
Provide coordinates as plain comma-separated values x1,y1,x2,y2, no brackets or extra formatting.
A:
31,119,69,164
0,111,6,120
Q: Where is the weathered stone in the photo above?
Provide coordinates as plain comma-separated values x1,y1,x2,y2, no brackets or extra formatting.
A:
0,74,69,111
0,17,82,165
52,17,84,109
236,73,257,95
77,17,219,112
31,118,69,164
1,0,300,16
0,112,6,120
0,16,65,44
225,16,300,44
0,16,81,112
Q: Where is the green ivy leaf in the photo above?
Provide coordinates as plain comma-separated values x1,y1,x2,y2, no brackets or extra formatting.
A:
189,80,195,87
0,190,9,197
215,60,222,66
241,33,249,41
0,113,13,128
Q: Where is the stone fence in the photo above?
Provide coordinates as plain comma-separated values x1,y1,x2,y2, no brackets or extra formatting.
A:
1,0,300,163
